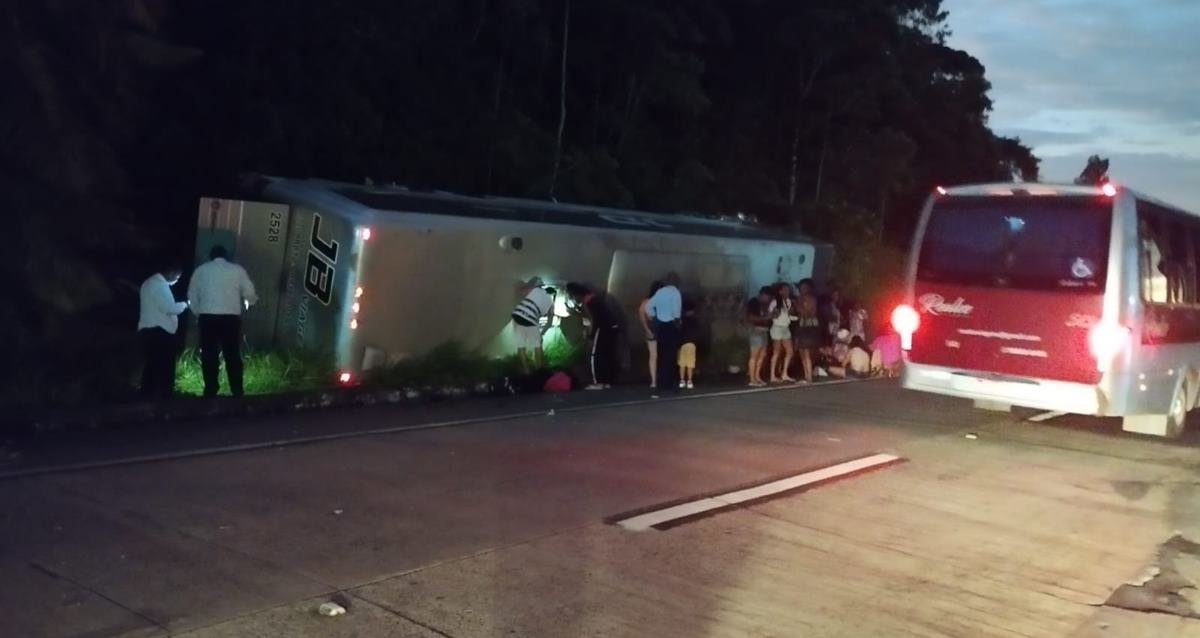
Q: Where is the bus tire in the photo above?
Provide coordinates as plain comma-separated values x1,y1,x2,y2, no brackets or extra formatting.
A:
1121,382,1187,439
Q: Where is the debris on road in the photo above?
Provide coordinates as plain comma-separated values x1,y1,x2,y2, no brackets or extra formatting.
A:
547,409,556,416
332,509,344,516
964,433,979,440
317,601,347,617
1104,534,1200,618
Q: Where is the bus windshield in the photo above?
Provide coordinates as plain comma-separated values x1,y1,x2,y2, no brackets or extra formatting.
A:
917,196,1112,292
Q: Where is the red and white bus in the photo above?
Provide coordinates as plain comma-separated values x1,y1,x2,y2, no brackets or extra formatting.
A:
894,182,1200,438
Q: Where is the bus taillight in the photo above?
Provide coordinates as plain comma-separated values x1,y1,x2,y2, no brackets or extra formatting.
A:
1088,322,1130,372
891,304,920,351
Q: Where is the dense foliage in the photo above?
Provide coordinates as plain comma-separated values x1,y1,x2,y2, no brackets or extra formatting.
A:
2,0,1036,406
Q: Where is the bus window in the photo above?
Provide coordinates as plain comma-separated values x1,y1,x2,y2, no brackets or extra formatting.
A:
1176,223,1195,305
1139,205,1195,305
917,197,1111,292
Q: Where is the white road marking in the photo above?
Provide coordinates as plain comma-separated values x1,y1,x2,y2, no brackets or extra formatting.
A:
1028,411,1067,423
615,453,903,531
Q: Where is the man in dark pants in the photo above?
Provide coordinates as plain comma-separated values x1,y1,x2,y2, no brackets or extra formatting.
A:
137,264,189,398
188,246,258,397
567,282,622,390
648,272,683,395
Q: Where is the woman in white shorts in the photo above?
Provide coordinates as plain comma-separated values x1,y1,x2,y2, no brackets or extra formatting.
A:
767,283,797,383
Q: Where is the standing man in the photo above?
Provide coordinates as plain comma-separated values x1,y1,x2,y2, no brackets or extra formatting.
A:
188,245,258,397
566,282,622,390
648,272,683,395
137,263,189,398
511,277,555,373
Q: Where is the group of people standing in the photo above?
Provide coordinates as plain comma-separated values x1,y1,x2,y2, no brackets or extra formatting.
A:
572,272,692,396
510,273,697,396
136,245,258,399
744,280,888,386
511,273,899,395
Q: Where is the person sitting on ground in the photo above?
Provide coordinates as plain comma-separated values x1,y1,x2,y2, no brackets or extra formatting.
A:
818,328,850,378
745,286,773,387
678,299,701,390
639,281,664,388
869,325,903,378
767,283,797,383
828,335,873,379
511,277,555,374
847,336,873,378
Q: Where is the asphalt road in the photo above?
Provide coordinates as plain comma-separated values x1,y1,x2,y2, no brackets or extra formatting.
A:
4,381,1200,637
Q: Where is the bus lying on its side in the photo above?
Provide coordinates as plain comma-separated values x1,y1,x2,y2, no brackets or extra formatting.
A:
893,182,1200,438
195,176,831,382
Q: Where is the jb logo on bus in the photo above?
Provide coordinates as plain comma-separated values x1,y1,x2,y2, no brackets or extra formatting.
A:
303,214,339,305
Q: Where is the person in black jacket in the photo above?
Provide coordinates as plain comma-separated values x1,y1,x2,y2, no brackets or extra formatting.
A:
566,282,622,390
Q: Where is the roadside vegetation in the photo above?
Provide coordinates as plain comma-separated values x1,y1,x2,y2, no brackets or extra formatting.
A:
173,331,588,397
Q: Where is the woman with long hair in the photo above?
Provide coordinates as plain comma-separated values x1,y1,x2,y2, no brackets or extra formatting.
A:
767,283,797,383
638,280,664,388
794,293,822,383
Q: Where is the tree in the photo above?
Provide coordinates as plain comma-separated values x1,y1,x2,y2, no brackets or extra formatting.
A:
1075,155,1110,185
548,0,570,199
2,0,1041,406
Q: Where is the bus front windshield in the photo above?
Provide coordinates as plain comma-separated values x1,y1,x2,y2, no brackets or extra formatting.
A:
917,196,1112,292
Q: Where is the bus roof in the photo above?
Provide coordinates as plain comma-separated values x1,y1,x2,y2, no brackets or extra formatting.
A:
940,182,1196,218
248,175,822,245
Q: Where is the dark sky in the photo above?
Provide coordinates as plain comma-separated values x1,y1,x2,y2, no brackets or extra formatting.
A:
944,0,1200,210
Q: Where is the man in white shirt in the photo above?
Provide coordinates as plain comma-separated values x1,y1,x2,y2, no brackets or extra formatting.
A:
511,277,555,373
647,272,683,394
188,245,258,397
138,264,189,398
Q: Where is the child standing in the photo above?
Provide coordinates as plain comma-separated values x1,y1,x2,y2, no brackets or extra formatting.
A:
678,302,701,389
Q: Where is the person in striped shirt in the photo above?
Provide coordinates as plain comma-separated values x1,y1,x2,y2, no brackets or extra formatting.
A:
512,277,555,373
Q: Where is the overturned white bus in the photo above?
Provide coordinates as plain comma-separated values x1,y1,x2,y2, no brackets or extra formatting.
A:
195,176,831,382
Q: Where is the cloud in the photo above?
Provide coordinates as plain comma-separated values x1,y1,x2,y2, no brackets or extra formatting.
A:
943,0,1200,208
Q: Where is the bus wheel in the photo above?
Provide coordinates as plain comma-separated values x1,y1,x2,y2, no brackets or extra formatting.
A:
1122,383,1187,439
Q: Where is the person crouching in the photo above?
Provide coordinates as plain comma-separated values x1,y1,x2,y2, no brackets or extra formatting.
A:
511,277,555,373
